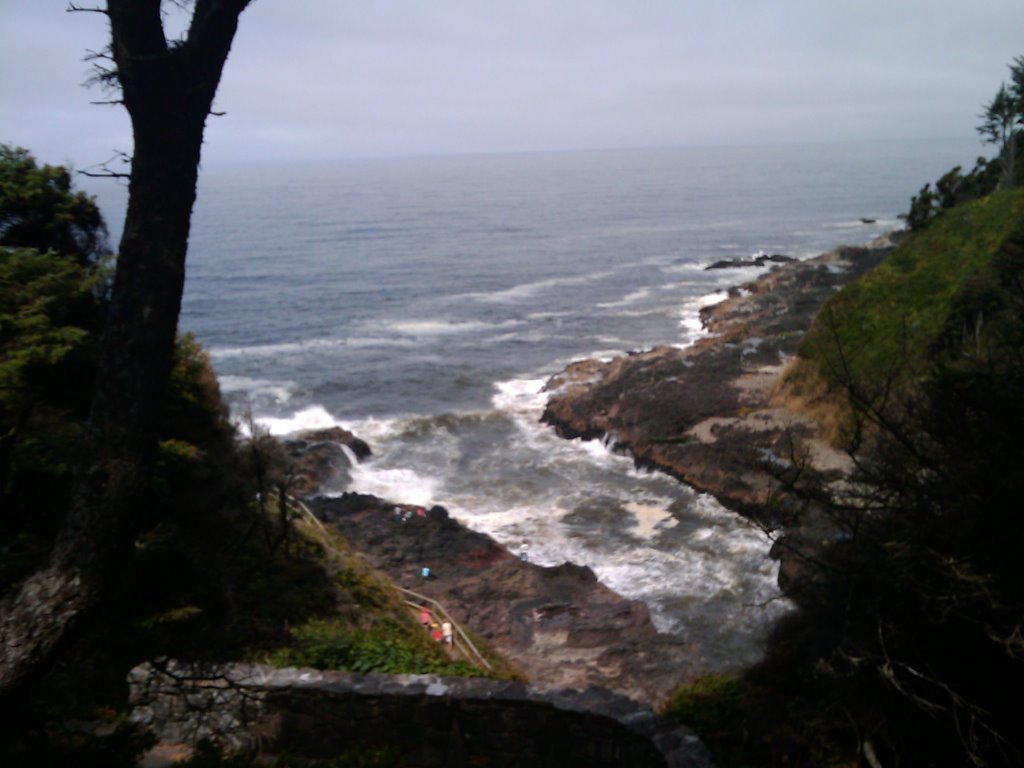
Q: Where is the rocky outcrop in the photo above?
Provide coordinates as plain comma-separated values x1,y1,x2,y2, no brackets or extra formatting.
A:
542,235,900,524
130,661,713,767
284,426,371,496
704,253,794,270
311,494,698,706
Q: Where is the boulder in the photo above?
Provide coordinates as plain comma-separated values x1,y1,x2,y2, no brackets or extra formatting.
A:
283,427,372,496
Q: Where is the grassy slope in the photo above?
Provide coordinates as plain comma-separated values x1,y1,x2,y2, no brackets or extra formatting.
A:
779,188,1024,438
668,188,1024,768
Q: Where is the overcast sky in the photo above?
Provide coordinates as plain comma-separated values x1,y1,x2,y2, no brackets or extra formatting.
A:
2,1,1022,169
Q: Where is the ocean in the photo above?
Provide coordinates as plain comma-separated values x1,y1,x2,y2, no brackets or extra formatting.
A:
87,139,981,671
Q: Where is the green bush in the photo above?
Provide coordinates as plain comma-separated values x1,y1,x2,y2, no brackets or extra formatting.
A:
662,675,757,768
267,619,480,677
788,188,1024,444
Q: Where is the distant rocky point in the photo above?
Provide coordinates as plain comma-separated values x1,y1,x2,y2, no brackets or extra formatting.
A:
704,253,794,270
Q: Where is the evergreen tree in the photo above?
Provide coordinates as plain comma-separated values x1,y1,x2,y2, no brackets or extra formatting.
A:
0,0,253,703
978,57,1024,190
0,145,110,268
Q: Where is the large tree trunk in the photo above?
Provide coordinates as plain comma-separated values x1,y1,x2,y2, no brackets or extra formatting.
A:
0,0,251,702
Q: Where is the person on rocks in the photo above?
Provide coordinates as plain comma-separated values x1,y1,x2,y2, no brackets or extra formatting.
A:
519,542,530,562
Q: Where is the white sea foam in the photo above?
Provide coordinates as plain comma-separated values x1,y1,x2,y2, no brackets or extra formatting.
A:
461,270,615,304
492,377,548,415
210,338,344,360
384,318,523,336
596,287,653,309
344,461,441,508
210,335,416,360
675,289,728,347
256,405,340,435
218,375,296,404
282,370,789,667
660,261,710,275
478,373,787,646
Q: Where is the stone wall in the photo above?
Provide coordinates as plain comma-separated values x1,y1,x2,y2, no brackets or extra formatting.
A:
129,661,712,767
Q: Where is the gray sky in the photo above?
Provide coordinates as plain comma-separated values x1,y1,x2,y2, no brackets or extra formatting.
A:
2,1,1022,168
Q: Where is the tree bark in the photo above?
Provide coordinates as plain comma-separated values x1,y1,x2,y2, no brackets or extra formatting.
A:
0,0,251,700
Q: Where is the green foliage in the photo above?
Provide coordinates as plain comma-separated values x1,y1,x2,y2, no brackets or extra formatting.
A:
905,181,937,230
152,332,242,523
0,245,241,583
664,672,853,767
0,145,112,555
794,188,1024,439
664,674,746,731
978,82,1022,190
0,248,100,553
663,675,758,768
332,559,396,611
908,54,1023,227
267,618,482,678
906,156,1002,230
0,144,110,267
758,191,1024,766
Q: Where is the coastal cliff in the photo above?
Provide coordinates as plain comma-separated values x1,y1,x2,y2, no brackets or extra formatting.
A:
540,235,901,523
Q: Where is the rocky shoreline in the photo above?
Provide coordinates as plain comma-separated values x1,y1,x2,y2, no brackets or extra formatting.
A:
541,233,902,589
290,233,901,704
308,493,698,706
541,236,900,518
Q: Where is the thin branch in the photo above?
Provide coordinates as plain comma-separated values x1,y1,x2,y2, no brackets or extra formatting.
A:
78,169,130,179
77,152,132,181
66,2,108,14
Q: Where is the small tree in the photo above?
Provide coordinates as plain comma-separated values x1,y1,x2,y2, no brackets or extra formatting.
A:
1009,55,1024,113
978,83,1021,189
241,408,296,556
906,182,937,229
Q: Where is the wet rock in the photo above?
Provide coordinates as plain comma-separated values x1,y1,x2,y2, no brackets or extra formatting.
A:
542,234,901,572
310,495,698,706
704,253,794,270
284,427,372,496
292,426,372,460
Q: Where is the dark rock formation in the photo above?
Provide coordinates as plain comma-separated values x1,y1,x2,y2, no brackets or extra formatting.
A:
284,426,371,496
704,253,794,270
543,237,898,517
130,661,713,767
542,235,900,564
310,494,698,706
